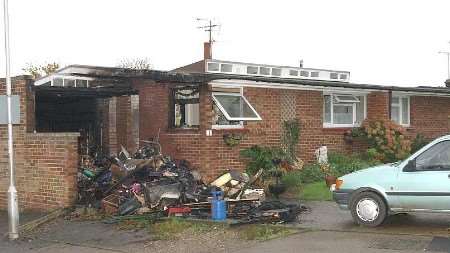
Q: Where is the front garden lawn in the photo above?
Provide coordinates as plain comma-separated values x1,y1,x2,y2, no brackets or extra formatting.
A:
299,181,332,201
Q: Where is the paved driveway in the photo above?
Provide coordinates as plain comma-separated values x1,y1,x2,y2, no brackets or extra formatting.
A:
298,201,450,236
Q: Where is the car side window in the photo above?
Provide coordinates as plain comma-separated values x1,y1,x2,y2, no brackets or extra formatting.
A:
415,141,450,171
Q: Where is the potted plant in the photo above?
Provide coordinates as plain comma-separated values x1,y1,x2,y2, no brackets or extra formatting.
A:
223,133,243,147
267,158,287,198
343,130,353,144
321,163,336,187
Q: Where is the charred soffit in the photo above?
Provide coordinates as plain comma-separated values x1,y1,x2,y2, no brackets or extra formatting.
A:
33,77,138,99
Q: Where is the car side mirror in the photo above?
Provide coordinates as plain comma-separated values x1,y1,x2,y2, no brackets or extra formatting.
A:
403,159,416,172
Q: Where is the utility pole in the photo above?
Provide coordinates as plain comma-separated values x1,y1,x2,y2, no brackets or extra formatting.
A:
196,18,220,44
439,41,450,79
438,51,450,79
3,0,19,240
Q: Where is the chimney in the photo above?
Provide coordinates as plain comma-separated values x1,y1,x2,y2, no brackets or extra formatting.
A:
204,42,212,60
446,79,450,88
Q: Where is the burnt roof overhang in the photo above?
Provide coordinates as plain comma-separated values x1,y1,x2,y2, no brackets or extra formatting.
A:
34,86,138,98
33,64,450,96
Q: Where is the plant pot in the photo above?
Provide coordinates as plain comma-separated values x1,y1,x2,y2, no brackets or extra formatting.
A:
343,133,353,144
268,183,287,198
324,175,337,187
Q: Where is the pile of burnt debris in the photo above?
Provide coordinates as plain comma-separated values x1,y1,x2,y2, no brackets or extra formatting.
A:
77,141,306,225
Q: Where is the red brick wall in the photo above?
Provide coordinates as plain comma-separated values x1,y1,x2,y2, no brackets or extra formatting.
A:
131,79,450,181
407,96,450,139
367,91,389,121
132,81,369,181
0,76,79,211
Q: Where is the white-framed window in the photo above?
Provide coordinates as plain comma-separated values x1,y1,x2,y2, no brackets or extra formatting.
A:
212,88,262,129
323,93,367,128
391,95,410,126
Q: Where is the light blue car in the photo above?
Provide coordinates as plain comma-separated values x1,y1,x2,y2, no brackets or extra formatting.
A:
332,135,450,227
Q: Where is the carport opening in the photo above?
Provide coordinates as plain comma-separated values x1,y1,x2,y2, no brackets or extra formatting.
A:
33,84,139,157
35,94,106,156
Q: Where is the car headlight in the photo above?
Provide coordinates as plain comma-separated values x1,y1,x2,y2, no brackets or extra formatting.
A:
335,179,343,190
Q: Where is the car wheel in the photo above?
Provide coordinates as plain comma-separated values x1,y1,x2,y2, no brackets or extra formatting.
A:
350,191,387,227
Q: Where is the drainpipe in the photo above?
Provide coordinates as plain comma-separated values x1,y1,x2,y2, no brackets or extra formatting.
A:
3,0,19,240
388,89,392,121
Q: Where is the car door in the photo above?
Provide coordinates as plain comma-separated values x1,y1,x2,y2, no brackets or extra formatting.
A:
395,140,450,211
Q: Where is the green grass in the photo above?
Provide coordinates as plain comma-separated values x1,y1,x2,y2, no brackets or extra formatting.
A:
299,181,332,201
236,225,297,241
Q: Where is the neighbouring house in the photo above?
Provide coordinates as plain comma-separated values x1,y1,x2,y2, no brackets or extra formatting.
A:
2,42,450,210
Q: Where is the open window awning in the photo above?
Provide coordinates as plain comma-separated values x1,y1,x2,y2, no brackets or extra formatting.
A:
212,92,262,121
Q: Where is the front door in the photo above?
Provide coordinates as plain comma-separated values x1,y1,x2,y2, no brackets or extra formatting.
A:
396,140,450,211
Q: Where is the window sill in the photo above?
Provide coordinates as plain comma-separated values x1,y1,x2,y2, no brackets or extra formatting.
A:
212,125,244,130
212,128,250,134
167,128,199,134
323,124,361,129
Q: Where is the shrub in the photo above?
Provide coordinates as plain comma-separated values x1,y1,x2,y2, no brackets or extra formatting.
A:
328,153,379,177
282,119,300,162
281,170,303,188
297,163,323,184
240,145,287,176
357,120,411,163
411,133,429,153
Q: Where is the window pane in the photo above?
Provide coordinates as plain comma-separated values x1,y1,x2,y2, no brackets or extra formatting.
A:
76,79,88,88
330,73,338,79
333,105,353,124
207,62,219,72
416,141,450,171
334,95,360,103
401,97,409,125
391,106,400,124
247,66,258,74
324,95,331,123
339,74,348,80
260,67,270,75
289,70,298,76
53,78,63,87
185,103,199,126
213,104,241,126
64,79,75,87
311,72,319,77
300,71,309,77
356,96,365,124
220,64,232,73
214,94,259,120
271,68,281,76
391,97,399,105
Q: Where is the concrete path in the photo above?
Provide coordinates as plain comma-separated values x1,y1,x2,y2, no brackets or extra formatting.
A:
0,211,47,236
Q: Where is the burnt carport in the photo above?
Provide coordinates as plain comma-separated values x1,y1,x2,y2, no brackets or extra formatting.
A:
33,70,140,158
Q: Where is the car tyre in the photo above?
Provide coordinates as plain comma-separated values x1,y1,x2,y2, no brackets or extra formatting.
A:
350,191,387,227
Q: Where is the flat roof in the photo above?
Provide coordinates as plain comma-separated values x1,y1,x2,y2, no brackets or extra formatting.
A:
33,64,450,96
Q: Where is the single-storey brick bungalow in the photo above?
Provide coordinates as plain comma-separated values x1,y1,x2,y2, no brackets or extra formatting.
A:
2,43,450,210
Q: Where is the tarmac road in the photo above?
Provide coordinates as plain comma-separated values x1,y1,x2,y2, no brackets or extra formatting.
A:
1,201,449,253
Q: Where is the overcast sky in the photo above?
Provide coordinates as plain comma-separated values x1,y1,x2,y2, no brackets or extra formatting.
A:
1,0,449,86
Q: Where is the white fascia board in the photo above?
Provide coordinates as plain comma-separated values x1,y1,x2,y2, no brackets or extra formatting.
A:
392,91,450,97
209,79,374,94
33,75,53,86
34,74,95,86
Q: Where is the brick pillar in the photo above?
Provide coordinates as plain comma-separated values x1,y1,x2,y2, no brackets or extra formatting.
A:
108,97,118,155
367,91,390,121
